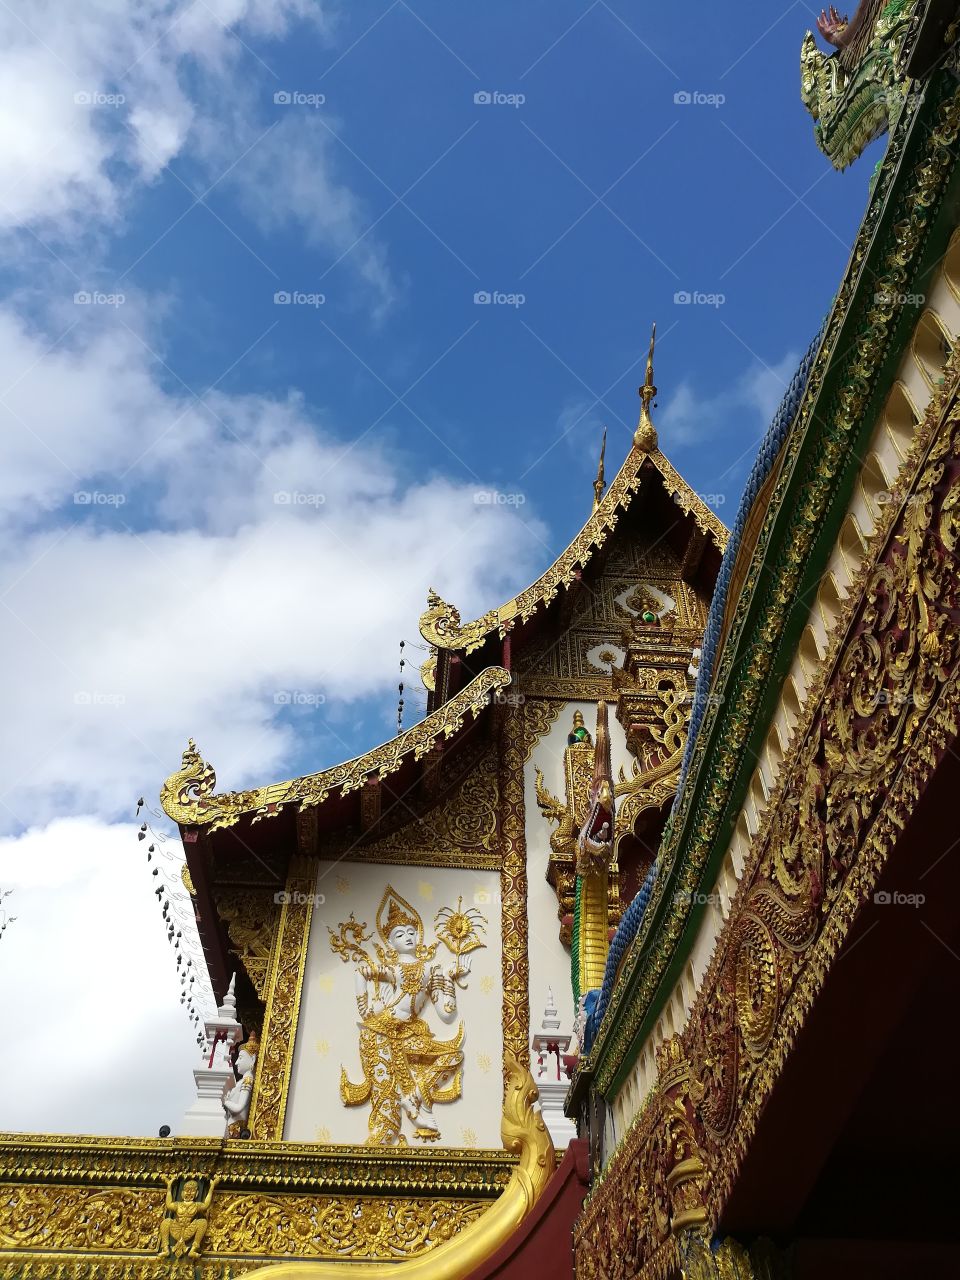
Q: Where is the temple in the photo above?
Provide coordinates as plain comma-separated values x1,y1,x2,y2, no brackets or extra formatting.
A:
3,4,960,1277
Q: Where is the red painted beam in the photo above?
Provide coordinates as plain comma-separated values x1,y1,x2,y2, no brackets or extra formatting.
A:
463,1141,590,1280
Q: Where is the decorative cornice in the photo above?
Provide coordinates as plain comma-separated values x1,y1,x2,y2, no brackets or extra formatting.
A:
240,1054,554,1280
419,448,728,655
160,667,511,833
0,1134,516,1195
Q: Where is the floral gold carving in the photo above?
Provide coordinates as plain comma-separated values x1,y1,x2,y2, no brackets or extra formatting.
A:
346,749,499,871
217,889,281,1001
248,857,316,1140
0,1184,164,1254
207,1193,485,1259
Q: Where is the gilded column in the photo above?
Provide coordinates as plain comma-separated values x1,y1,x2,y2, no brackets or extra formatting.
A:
499,704,530,1075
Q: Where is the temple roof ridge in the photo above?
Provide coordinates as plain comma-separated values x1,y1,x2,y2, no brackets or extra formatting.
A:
159,665,511,832
420,440,728,656
421,324,727,656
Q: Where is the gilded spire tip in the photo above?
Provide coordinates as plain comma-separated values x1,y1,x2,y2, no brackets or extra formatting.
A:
633,322,658,453
592,427,607,511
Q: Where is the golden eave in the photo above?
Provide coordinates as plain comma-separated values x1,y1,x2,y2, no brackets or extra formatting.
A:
420,445,729,654
160,666,511,832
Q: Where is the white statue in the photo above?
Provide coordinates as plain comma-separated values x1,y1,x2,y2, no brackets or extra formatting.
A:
222,1031,259,1137
179,972,245,1138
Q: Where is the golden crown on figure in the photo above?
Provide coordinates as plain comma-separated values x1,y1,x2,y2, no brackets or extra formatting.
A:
375,886,433,959
384,898,419,934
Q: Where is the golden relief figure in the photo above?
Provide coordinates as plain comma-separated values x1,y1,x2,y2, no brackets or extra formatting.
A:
328,886,486,1147
159,1175,216,1258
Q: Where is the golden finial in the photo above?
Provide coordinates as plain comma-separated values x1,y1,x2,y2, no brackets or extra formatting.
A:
592,427,607,511
633,322,658,453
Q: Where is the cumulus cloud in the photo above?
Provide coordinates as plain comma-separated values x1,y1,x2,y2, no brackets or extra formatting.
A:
0,1,538,1136
1,818,202,1134
659,350,800,447
0,307,546,831
0,1,392,308
0,1,301,230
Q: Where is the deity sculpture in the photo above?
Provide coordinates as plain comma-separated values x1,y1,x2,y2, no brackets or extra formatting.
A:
159,1176,216,1257
329,886,486,1146
222,1030,259,1138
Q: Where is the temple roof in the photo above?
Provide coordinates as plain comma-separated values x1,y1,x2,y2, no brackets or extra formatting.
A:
160,665,509,832
420,327,728,658
420,444,728,657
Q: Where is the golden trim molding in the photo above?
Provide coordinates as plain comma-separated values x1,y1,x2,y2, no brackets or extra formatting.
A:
249,858,316,1141
241,1055,554,1280
419,448,728,655
160,668,512,833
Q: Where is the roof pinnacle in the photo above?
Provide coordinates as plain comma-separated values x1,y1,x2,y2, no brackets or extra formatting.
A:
633,323,659,453
592,427,607,511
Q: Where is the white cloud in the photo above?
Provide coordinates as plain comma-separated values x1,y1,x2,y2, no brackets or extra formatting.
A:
659,350,799,447
0,308,546,832
231,116,396,314
1,818,201,1135
0,0,531,1140
0,1,392,307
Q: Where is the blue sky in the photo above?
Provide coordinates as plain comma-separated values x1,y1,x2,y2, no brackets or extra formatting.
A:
84,0,875,764
0,0,881,1133
117,1,872,547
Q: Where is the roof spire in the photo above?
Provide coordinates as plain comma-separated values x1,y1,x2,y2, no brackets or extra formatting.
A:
633,322,658,453
592,427,607,511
